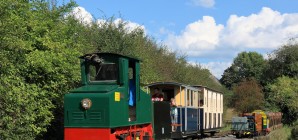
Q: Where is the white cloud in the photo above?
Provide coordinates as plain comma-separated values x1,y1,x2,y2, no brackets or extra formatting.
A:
201,61,232,79
188,61,231,79
222,7,298,49
159,27,172,35
164,7,298,78
114,19,145,33
190,0,215,8
68,7,93,25
166,7,298,54
165,16,224,56
262,53,270,60
69,7,146,33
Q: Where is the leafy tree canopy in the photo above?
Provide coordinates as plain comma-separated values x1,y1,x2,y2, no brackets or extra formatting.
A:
264,44,298,84
0,0,82,139
220,51,266,89
267,76,298,124
232,78,264,113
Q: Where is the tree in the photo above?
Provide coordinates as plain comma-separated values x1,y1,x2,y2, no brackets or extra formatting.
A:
220,65,239,89
0,0,82,139
263,44,298,84
267,76,298,124
220,51,266,89
232,78,264,113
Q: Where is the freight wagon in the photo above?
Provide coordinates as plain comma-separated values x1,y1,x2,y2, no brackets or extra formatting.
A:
231,110,282,138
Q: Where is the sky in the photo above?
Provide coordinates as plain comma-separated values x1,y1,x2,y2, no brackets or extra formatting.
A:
64,0,298,79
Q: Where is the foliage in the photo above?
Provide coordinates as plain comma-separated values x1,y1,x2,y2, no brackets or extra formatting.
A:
263,44,298,126
291,121,298,139
232,78,264,113
0,0,83,139
0,78,54,139
220,65,239,89
263,44,298,84
267,76,298,124
220,51,266,89
265,126,292,140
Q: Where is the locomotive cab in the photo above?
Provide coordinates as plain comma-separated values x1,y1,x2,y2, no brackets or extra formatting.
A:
64,53,153,140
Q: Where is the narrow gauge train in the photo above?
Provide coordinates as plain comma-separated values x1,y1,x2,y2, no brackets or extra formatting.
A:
64,53,223,140
231,110,282,138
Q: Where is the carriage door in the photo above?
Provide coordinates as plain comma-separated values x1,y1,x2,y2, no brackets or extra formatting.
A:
128,60,137,121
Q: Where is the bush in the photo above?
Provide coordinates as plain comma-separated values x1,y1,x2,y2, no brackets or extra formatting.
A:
291,121,298,139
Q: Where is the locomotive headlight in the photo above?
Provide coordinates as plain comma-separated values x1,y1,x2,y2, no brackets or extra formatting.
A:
81,98,92,110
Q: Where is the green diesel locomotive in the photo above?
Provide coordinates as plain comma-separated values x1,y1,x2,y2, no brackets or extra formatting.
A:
64,53,153,140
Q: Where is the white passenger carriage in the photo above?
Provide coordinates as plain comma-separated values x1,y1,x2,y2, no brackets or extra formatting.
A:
194,85,223,135
146,82,223,139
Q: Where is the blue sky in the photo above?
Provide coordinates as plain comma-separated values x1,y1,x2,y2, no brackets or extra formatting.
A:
66,0,298,78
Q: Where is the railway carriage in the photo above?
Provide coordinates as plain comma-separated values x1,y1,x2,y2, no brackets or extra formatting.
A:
147,82,201,139
146,83,223,139
193,85,223,135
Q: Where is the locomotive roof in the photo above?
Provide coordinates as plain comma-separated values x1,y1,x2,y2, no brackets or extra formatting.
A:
79,52,141,61
147,82,200,91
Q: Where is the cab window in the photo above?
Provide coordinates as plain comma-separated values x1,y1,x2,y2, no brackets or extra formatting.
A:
89,63,118,81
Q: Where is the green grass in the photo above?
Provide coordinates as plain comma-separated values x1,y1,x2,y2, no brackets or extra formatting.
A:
221,108,238,130
266,126,292,140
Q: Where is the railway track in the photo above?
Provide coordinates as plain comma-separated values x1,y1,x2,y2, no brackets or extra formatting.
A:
202,130,252,140
202,130,271,140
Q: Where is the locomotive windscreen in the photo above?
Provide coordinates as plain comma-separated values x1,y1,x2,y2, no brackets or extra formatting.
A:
89,63,118,81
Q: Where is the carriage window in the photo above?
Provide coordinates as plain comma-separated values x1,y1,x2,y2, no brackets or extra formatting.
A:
191,91,193,106
187,90,190,106
89,63,118,81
